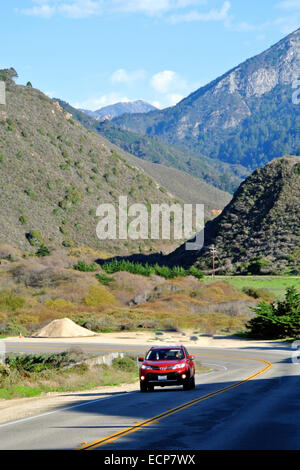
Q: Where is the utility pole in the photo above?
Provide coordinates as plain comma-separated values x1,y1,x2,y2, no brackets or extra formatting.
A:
209,245,217,280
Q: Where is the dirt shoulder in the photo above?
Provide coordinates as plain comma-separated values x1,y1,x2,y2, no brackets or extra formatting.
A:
3,329,289,349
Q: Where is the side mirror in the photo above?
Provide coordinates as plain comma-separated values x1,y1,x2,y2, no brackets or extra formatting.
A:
187,355,194,360
138,357,145,362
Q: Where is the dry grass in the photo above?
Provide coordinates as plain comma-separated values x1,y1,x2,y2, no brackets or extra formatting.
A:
0,250,257,337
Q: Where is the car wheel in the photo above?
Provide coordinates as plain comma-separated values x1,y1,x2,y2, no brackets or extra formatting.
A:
183,380,191,391
140,382,148,393
190,375,195,389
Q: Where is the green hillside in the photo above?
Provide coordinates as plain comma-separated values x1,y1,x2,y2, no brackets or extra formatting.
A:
0,69,186,255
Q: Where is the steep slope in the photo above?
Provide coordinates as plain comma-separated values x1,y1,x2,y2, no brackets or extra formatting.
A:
80,100,157,121
0,70,186,255
120,152,232,217
57,99,248,193
113,28,300,169
167,156,300,275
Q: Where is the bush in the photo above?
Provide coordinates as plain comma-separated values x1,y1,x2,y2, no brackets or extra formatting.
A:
84,285,115,307
5,352,76,372
101,260,204,280
112,356,137,373
242,286,274,302
19,215,27,225
73,260,98,272
246,286,300,339
0,291,25,312
26,230,43,246
36,244,52,257
95,273,115,286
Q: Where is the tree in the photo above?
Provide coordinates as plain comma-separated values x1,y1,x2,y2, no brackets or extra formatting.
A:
0,68,18,83
246,287,300,339
26,81,33,87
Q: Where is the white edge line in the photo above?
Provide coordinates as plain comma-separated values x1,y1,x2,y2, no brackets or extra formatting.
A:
0,362,228,428
0,391,138,428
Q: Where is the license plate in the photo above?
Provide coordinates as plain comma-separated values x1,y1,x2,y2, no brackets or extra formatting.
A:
158,375,167,381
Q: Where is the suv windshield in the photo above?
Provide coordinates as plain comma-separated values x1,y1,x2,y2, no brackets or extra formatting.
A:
146,349,184,361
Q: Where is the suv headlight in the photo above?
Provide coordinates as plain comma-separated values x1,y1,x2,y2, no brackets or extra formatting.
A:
141,365,153,370
173,364,185,370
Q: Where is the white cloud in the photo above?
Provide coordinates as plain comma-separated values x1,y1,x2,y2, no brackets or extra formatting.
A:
273,0,300,33
273,14,300,33
169,0,231,23
150,70,188,94
113,0,206,16
18,2,55,19
16,0,209,19
17,0,102,19
166,93,184,106
110,69,147,85
58,1,102,18
150,70,178,93
151,93,184,109
276,0,300,10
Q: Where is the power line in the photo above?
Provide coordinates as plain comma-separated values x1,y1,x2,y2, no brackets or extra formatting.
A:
209,245,217,280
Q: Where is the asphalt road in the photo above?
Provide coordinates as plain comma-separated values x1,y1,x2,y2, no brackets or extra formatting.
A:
0,341,299,450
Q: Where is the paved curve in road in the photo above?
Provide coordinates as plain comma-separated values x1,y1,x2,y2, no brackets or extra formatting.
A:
0,342,299,450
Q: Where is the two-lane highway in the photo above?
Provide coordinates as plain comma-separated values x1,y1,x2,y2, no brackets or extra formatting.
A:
0,341,299,450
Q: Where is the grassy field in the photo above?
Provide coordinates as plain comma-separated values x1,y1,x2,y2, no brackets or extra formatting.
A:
204,276,300,299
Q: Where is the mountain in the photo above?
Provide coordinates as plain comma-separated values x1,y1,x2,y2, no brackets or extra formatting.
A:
113,28,300,170
55,99,232,216
166,156,300,275
80,100,157,121
57,99,249,193
0,69,191,255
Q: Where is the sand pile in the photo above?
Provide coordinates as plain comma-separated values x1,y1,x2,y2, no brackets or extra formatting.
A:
32,318,97,338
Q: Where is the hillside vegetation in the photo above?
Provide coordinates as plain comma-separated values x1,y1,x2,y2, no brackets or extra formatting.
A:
0,69,188,255
167,156,300,275
57,99,247,194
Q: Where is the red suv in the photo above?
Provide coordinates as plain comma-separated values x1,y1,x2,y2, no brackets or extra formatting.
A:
138,346,195,392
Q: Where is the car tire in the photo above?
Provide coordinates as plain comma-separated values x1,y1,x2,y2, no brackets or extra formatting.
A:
140,382,148,393
183,380,191,391
190,375,195,389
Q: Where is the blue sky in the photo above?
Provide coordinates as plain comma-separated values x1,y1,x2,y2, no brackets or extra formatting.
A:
1,0,299,110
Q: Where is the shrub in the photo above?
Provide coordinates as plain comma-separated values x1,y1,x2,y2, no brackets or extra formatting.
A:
242,286,274,302
84,285,115,307
112,356,137,373
5,352,75,372
73,260,98,272
19,215,27,225
26,230,43,246
44,298,75,312
95,273,115,286
24,188,35,199
36,244,52,257
0,291,25,312
246,286,300,339
101,260,204,280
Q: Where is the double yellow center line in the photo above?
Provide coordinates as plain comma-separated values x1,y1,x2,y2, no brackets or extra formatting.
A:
77,354,272,450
